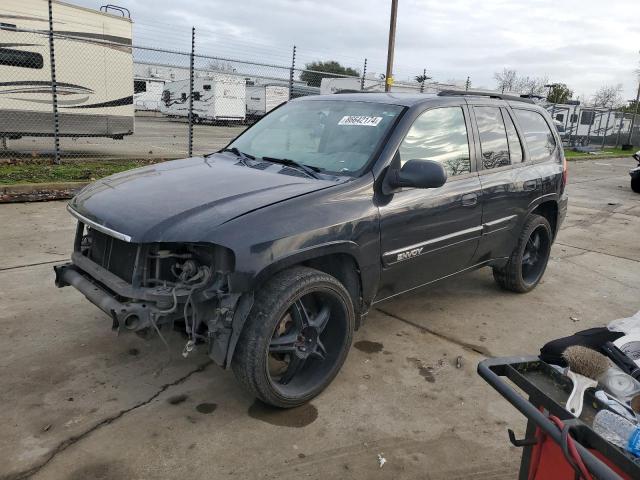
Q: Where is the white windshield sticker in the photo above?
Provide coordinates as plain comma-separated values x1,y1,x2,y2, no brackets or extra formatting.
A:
338,115,383,126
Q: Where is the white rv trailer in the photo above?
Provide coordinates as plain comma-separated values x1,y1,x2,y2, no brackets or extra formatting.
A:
246,85,289,120
320,77,429,95
133,77,165,111
545,103,632,143
160,76,246,123
0,0,134,139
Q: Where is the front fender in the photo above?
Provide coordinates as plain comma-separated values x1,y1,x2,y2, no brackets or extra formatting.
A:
249,240,364,291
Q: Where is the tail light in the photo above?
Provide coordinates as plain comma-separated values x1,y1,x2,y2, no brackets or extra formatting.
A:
561,154,567,190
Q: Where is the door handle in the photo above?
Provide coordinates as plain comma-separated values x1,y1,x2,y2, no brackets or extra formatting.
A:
461,193,478,207
523,180,537,191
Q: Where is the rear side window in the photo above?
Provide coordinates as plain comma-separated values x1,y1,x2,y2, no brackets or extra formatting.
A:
502,109,523,164
474,106,510,170
513,109,557,162
399,107,471,176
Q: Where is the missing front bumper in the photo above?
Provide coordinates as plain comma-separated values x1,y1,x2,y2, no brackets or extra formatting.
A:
54,263,159,331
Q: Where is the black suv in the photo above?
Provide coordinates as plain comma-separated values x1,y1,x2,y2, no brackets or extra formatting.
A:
55,91,568,407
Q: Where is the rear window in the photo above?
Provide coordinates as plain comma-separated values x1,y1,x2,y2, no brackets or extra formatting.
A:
513,109,557,162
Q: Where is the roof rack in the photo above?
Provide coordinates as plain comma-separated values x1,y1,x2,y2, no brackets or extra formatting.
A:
438,89,535,104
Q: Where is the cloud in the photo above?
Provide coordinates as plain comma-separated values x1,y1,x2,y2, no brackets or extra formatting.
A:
74,0,640,99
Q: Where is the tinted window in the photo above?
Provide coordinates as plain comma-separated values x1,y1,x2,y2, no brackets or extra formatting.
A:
502,109,523,163
474,107,510,169
555,113,564,122
580,110,595,125
513,109,557,162
133,80,146,93
203,84,211,90
193,91,201,101
0,48,43,69
399,107,470,176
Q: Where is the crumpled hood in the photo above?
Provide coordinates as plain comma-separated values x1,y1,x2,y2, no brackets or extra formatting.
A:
69,155,338,243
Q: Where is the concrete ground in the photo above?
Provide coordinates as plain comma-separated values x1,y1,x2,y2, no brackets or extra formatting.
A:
2,115,246,161
1,157,639,480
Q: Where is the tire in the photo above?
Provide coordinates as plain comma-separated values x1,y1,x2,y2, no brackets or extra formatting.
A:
493,214,553,293
232,266,355,408
632,175,640,193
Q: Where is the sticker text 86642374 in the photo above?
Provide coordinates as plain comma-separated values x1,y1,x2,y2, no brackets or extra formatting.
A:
338,116,383,126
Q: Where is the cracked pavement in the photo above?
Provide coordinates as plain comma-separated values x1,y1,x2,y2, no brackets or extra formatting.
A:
1,157,639,479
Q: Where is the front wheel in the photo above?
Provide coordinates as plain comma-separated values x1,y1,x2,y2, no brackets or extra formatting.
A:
232,267,354,408
493,214,553,293
631,175,640,193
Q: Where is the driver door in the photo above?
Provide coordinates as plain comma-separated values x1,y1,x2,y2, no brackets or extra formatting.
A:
376,105,483,301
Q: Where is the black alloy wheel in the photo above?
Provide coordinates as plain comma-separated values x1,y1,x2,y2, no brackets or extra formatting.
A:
232,267,354,408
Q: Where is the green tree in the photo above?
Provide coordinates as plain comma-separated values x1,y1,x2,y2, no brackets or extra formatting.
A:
547,83,573,104
300,61,359,88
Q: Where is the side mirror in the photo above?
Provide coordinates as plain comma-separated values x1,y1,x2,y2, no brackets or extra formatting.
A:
383,159,447,194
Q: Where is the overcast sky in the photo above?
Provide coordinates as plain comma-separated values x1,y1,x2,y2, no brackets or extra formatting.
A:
75,0,640,100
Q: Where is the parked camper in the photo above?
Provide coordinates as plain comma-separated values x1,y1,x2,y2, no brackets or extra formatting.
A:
133,77,165,111
546,103,632,145
0,0,134,139
245,85,289,121
160,76,246,123
320,77,425,95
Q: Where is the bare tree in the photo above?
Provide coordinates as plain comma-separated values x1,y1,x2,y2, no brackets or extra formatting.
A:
514,75,549,96
494,68,517,93
592,84,624,108
206,60,236,73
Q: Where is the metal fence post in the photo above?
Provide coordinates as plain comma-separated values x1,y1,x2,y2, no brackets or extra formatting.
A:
188,26,195,157
601,109,611,150
614,112,624,149
47,0,60,164
288,45,296,100
585,107,593,146
360,58,367,91
627,80,640,146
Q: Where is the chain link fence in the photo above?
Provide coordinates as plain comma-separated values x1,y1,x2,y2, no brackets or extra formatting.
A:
1,0,639,171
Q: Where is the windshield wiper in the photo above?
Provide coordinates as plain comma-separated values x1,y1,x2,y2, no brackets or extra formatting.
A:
261,156,321,179
218,147,255,165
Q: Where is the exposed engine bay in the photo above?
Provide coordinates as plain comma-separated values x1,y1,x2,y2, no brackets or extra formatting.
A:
54,222,246,365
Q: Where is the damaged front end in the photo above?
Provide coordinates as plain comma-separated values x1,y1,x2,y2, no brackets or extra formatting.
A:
54,217,248,366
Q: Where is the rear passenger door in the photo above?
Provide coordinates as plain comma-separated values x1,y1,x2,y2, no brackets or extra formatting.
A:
471,104,542,261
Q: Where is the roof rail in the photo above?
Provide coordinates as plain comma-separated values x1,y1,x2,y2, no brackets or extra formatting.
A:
438,89,535,104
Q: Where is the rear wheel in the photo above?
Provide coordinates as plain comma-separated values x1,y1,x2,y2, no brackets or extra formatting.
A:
631,175,640,193
232,266,354,408
493,214,552,293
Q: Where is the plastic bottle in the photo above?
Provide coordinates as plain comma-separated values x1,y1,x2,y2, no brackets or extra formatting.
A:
593,409,640,457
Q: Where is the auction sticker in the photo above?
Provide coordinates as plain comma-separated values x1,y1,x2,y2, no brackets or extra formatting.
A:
338,115,383,126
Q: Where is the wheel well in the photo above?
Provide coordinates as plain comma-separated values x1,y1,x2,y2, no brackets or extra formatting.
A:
532,201,558,237
302,253,363,323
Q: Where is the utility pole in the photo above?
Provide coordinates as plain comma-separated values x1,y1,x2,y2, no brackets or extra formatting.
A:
626,78,640,146
384,0,398,92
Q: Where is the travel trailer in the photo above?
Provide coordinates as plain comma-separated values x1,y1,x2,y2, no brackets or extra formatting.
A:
245,84,289,121
320,77,428,95
0,0,134,139
160,76,246,123
545,103,632,145
133,77,165,111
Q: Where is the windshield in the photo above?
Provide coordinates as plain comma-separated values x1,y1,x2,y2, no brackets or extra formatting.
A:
228,100,404,175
